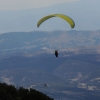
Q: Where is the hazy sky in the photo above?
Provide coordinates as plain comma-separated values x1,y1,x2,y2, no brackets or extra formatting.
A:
0,0,78,11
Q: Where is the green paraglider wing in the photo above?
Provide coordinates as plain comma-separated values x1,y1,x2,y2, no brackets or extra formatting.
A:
37,14,75,28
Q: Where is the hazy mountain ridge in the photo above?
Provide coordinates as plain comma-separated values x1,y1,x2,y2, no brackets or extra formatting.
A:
0,30,100,57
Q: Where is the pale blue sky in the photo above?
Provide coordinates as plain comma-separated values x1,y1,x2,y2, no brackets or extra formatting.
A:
0,0,99,32
0,0,78,11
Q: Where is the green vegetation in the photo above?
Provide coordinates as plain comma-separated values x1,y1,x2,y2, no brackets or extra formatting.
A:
0,82,54,100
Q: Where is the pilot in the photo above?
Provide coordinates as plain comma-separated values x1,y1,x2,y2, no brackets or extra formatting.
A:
55,50,58,57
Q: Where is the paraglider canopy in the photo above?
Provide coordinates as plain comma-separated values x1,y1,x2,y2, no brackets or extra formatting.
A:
37,14,75,57
37,14,75,28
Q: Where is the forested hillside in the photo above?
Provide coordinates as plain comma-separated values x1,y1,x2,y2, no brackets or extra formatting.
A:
0,82,54,100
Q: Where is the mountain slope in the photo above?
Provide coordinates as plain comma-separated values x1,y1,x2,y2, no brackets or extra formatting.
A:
0,30,100,57
0,51,100,100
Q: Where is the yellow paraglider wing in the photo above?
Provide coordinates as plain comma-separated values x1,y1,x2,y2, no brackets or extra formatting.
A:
37,14,75,28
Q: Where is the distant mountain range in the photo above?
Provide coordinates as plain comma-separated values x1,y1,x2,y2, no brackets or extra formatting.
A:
0,30,100,57
0,0,100,32
0,30,100,100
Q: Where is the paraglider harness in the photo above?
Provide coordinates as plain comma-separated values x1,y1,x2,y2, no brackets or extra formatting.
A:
55,50,58,57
